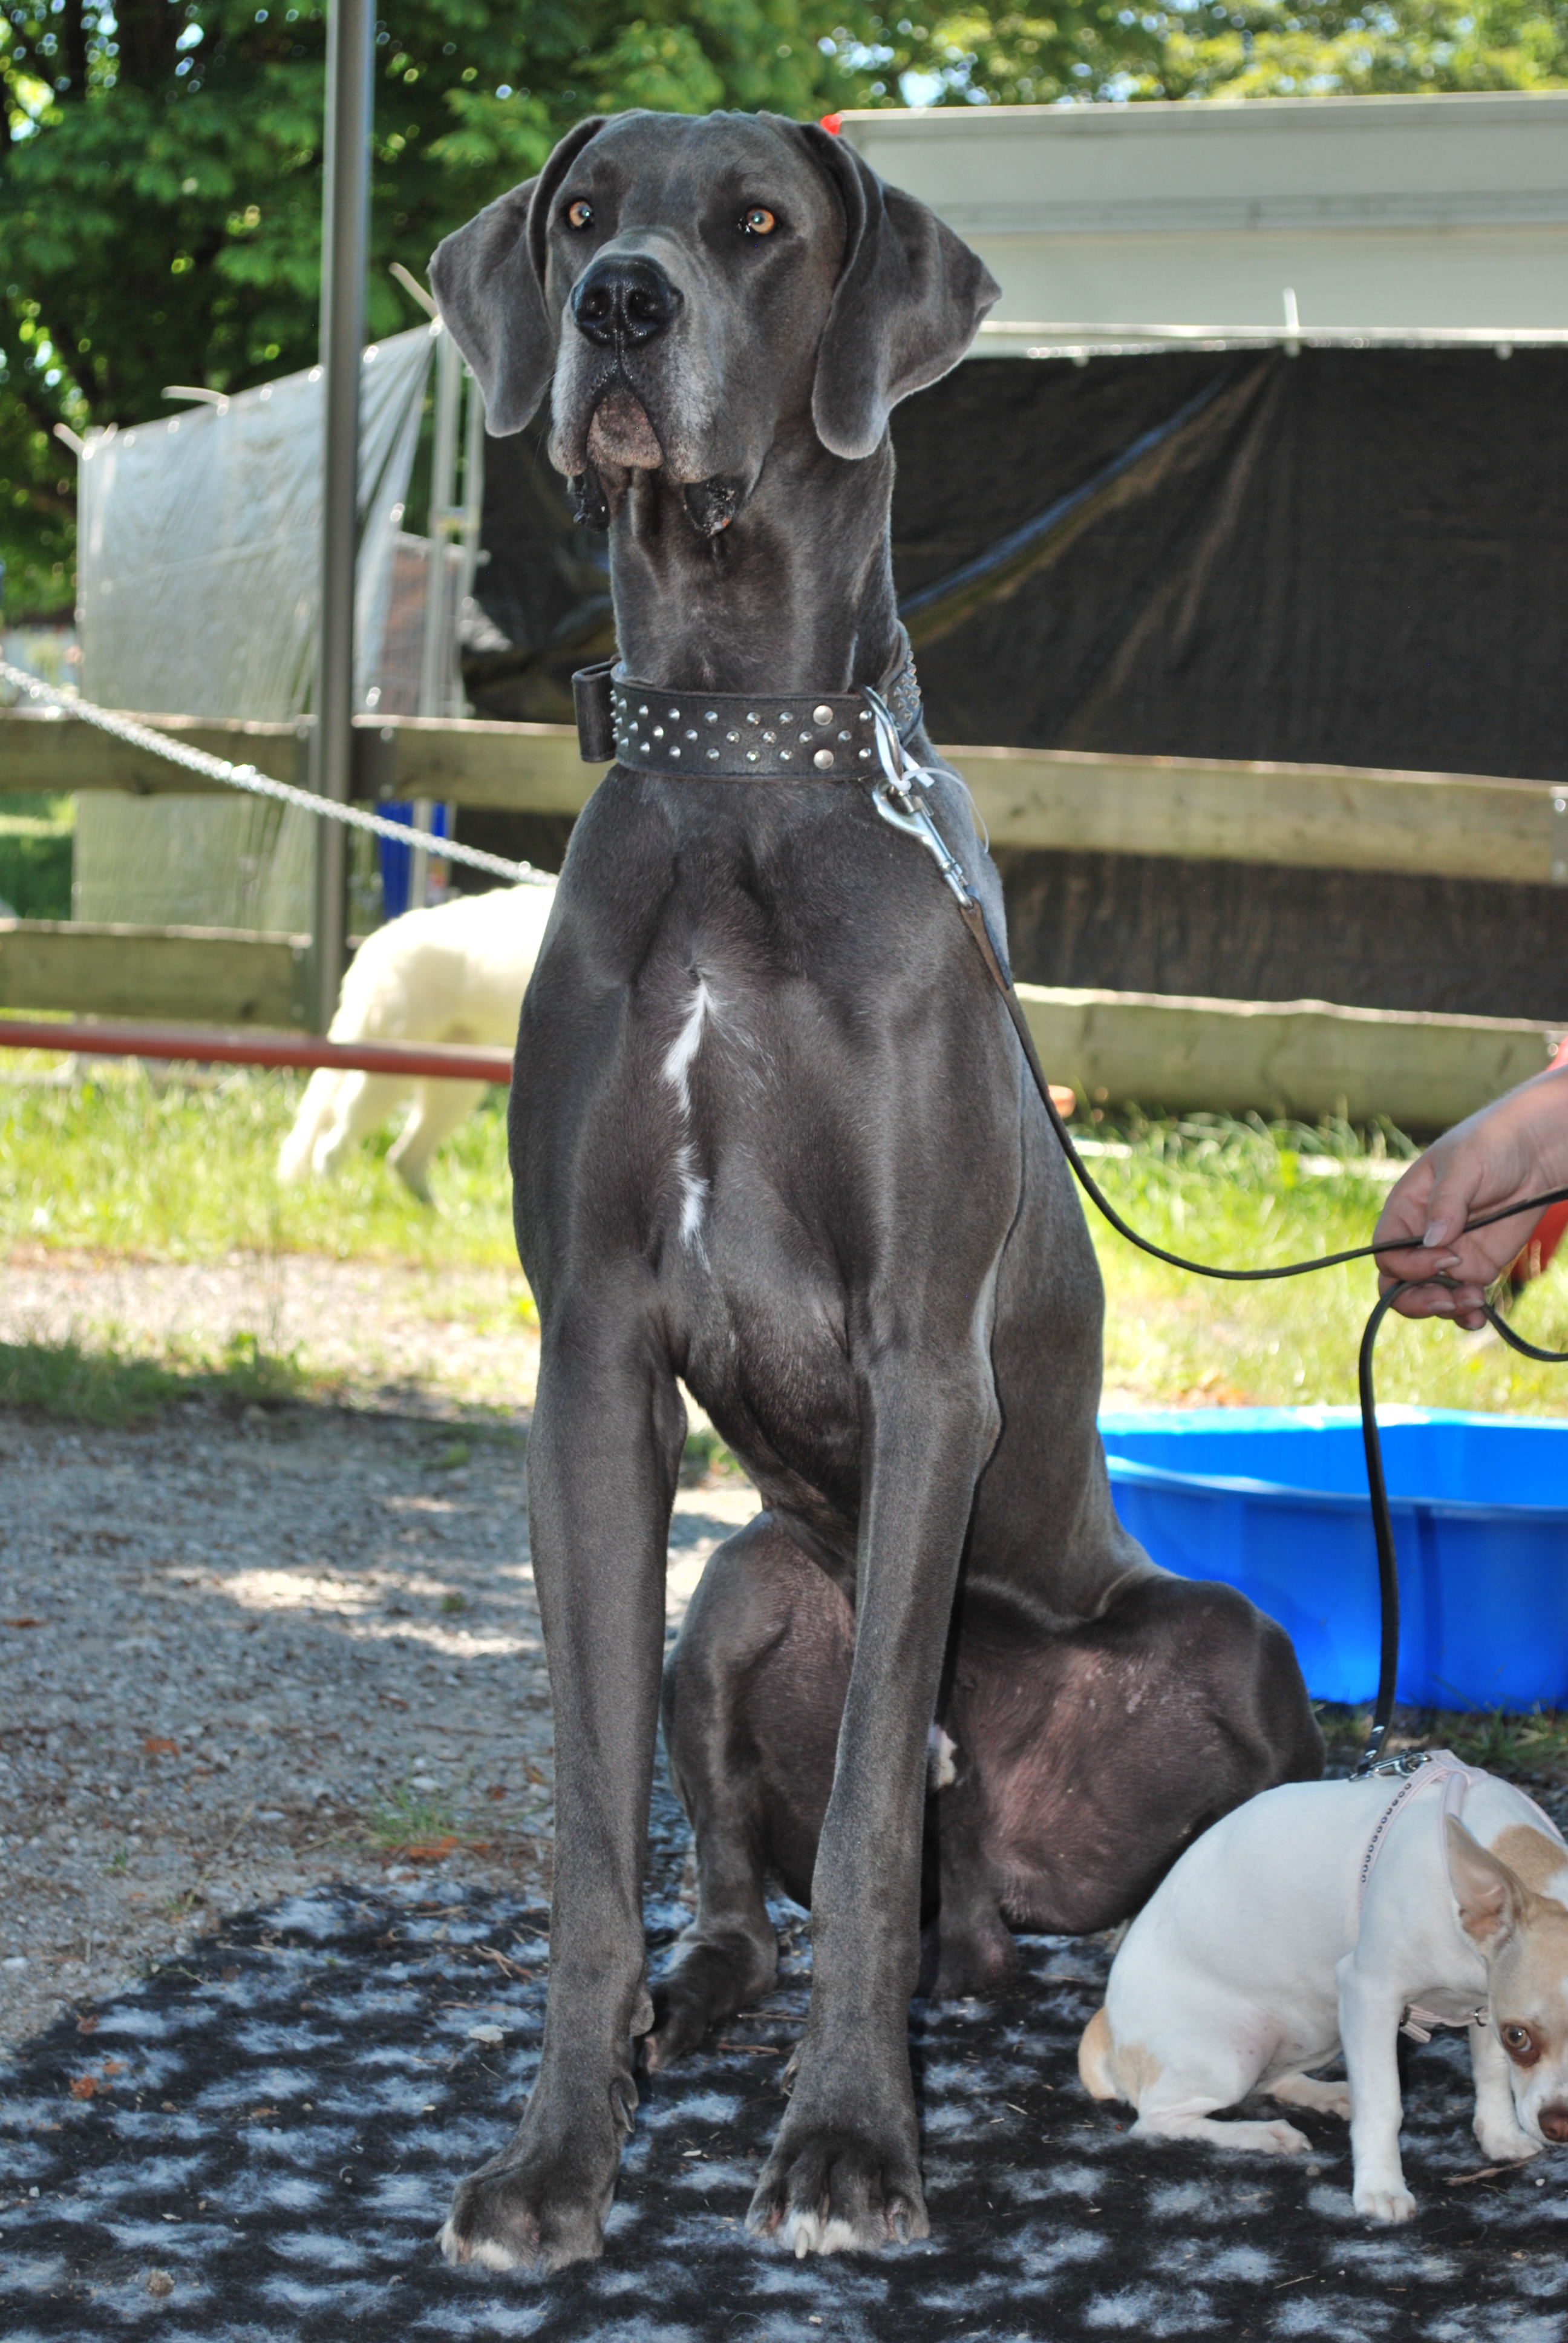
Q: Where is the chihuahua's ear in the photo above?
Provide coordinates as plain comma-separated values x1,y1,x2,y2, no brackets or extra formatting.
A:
786,120,999,461
1447,1818,1531,1950
428,117,606,435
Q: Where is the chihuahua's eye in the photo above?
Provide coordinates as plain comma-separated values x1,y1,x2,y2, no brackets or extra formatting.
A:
566,200,594,230
740,206,777,237
1503,2024,1532,2054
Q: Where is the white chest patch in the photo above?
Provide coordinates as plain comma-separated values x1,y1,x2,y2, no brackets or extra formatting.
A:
662,978,712,1114
664,980,713,1250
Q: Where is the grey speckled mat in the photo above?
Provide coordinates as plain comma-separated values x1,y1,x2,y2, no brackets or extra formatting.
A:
4,1779,1568,2342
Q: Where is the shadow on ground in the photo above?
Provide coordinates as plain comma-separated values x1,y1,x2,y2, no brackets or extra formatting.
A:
4,1770,1567,2342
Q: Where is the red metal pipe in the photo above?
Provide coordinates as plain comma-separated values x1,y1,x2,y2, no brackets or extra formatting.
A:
0,1017,514,1084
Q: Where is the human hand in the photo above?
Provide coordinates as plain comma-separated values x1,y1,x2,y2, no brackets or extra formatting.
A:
1372,1067,1568,1325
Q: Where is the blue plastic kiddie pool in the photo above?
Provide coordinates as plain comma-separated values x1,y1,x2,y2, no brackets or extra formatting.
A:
1099,1407,1568,1711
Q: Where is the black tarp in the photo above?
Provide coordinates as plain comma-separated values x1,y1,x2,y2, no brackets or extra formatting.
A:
894,347,1568,779
459,349,1568,1020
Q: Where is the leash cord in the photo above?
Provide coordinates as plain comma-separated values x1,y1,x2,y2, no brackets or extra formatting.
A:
1016,913,1568,1771
863,690,1568,1776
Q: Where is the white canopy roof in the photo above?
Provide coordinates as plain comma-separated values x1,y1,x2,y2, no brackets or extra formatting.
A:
839,93,1568,355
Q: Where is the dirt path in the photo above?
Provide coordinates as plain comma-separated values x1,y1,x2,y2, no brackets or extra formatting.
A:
0,1396,755,2056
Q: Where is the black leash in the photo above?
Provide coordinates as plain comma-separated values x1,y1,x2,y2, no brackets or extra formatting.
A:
861,691,1568,1775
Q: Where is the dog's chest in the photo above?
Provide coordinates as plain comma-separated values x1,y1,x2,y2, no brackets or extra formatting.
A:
628,960,863,1498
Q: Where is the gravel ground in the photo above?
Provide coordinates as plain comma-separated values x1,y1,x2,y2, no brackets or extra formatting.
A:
0,1389,756,2057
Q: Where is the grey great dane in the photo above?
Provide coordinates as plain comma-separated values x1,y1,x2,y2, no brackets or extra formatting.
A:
430,108,1322,2274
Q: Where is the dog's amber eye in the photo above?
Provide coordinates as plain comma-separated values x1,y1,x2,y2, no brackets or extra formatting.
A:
566,200,593,230
1503,2023,1537,2062
740,207,776,237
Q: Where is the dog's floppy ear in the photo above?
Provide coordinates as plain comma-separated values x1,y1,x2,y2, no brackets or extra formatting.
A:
789,122,999,462
428,116,606,436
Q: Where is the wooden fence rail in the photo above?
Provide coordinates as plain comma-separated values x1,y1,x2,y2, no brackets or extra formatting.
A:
5,706,1566,885
0,919,311,1028
5,704,1563,1124
1,914,1555,1130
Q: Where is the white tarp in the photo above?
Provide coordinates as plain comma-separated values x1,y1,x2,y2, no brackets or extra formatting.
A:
73,325,434,931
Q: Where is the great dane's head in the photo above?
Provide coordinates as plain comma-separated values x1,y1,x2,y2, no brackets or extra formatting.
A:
430,110,998,536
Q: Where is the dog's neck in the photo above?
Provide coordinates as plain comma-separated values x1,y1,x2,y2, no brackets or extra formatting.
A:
598,425,901,698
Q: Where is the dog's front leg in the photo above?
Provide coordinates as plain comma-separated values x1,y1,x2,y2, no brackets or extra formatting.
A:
441,1317,683,2274
748,1362,996,2256
1469,2016,1540,2164
1336,1952,1416,2222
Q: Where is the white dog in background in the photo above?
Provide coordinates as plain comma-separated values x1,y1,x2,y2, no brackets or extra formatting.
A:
278,881,556,1199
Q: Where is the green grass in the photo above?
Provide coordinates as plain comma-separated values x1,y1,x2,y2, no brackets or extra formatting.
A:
0,813,72,920
1081,1111,1568,1418
679,1425,746,1484
1315,1703,1568,1782
0,1060,517,1265
0,1329,310,1425
364,1780,496,1858
3,1067,1568,1420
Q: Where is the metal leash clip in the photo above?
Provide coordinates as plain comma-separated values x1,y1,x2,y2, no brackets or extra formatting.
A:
863,687,979,913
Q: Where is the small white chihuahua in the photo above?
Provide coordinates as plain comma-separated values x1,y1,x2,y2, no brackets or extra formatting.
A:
1079,1754,1568,2221
278,881,555,1199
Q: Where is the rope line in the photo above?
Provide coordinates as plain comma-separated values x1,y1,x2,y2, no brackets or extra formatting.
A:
0,662,554,889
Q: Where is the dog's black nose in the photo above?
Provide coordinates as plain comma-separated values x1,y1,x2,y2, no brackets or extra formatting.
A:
570,255,681,349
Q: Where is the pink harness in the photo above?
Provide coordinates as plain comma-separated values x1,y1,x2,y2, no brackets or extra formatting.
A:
1357,1751,1566,2043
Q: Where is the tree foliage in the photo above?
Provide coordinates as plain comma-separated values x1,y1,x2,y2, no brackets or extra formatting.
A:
909,0,1568,103
0,0,913,612
3,0,1566,612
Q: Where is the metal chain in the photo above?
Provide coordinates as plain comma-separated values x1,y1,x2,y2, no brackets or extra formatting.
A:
0,661,554,889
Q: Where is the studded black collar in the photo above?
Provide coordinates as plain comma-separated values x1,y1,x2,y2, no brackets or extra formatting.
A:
571,638,923,779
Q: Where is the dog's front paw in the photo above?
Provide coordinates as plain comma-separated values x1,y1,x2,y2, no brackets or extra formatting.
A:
1474,2115,1541,2165
440,2147,612,2276
746,2117,928,2256
1353,2178,1417,2224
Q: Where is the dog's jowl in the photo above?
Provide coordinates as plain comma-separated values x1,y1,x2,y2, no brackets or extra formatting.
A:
429,108,1323,2275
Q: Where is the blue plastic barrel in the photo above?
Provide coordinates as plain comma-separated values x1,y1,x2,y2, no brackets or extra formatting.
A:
378,802,448,919
1099,1407,1568,1711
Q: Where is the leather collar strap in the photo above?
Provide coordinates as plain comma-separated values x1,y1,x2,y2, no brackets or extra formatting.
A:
572,639,923,780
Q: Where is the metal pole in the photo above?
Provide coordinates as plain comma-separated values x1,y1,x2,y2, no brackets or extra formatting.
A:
456,359,486,702
419,326,462,721
411,324,462,910
309,0,374,1031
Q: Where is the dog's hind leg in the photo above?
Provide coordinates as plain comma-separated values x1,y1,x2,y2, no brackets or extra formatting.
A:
387,1076,488,1199
652,1516,851,2071
1134,2108,1311,2155
1269,2069,1352,2121
1116,2027,1307,2154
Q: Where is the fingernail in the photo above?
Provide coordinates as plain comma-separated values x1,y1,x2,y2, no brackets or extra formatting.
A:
1423,1221,1449,1249
1436,1253,1462,1271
